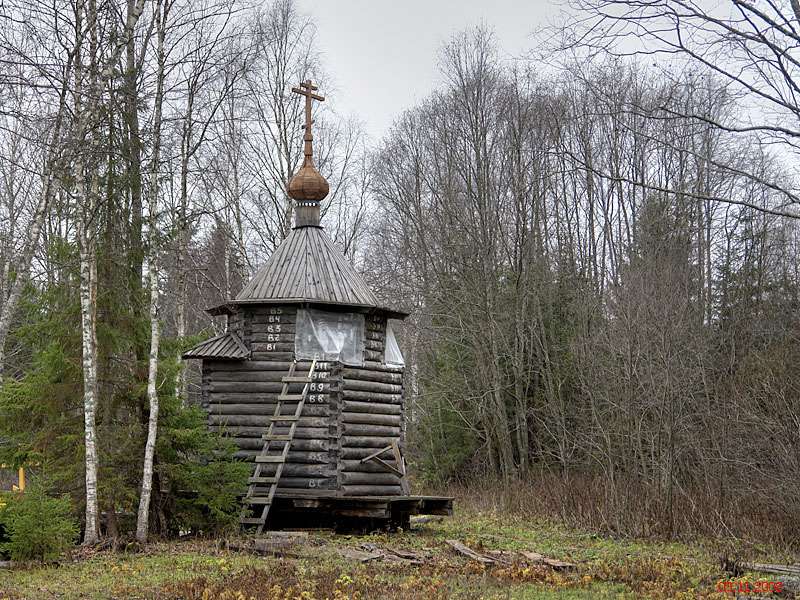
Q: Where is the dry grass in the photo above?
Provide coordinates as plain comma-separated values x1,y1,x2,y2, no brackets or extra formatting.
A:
435,475,800,551
2,489,798,599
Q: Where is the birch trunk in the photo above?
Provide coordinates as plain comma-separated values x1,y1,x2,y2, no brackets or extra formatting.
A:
78,172,100,545
136,0,168,543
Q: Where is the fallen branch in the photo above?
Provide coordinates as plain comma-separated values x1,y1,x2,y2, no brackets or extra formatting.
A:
445,539,576,570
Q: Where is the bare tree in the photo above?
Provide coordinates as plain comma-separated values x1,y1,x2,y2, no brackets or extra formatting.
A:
561,0,800,217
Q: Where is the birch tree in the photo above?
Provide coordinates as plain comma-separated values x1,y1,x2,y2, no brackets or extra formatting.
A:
136,0,170,544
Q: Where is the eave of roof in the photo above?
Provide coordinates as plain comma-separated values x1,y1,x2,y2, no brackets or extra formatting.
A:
182,332,250,360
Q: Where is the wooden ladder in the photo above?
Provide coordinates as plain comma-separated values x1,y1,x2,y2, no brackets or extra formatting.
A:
240,358,317,533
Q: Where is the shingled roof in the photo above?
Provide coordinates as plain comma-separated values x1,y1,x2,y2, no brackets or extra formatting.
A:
235,226,381,309
183,332,249,360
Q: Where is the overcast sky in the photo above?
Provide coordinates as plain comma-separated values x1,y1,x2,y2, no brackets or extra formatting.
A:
295,0,560,142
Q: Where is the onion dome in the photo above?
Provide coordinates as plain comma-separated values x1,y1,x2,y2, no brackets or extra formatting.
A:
287,80,329,227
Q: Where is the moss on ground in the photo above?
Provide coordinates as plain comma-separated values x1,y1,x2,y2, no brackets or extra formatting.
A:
0,508,795,599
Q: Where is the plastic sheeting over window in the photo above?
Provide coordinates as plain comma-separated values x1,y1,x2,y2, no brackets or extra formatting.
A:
384,322,405,367
295,308,365,365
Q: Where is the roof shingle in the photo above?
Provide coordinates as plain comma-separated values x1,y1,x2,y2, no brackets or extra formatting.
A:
183,332,249,360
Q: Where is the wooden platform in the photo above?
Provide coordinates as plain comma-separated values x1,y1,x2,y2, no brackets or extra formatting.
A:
266,492,454,531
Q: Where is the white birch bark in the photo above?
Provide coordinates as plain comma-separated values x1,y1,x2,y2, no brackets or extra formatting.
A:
78,168,100,545
136,0,168,543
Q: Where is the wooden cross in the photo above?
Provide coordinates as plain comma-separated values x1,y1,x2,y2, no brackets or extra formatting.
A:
292,80,324,155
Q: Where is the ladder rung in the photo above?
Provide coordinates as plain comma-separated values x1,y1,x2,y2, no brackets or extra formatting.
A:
248,476,278,484
255,455,285,463
244,497,272,505
240,517,266,525
282,376,312,383
263,434,292,441
270,415,299,422
278,394,304,401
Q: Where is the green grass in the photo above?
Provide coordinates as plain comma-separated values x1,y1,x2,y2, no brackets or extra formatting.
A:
1,508,795,599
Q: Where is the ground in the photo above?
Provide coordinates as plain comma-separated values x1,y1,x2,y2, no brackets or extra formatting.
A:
1,508,797,599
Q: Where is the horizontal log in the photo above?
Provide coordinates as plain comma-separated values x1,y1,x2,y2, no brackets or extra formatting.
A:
364,349,382,361
251,352,294,361
341,436,401,448
344,363,402,374
235,450,334,463
341,472,402,485
365,339,383,351
340,446,404,460
233,438,328,452
206,393,330,403
341,485,402,496
341,412,402,427
205,371,334,382
366,331,385,342
363,361,398,370
250,313,298,324
207,402,335,422
342,379,402,394
250,323,296,335
341,369,403,384
250,333,295,344
210,382,280,393
209,381,334,394
210,425,331,439
342,400,401,415
208,404,329,417
273,477,335,490
252,342,295,353
342,390,402,404
341,459,401,473
209,415,329,428
342,423,401,437
274,464,335,478
207,360,336,372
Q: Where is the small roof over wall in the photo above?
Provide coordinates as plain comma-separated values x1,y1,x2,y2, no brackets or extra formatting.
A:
183,332,249,360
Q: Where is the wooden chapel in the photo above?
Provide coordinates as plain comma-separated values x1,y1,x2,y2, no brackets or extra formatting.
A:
183,81,452,532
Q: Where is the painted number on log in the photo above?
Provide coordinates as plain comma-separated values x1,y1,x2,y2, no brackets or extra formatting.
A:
307,394,327,403
267,324,281,332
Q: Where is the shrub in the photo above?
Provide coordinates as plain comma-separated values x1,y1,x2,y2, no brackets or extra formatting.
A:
0,487,78,562
156,399,250,536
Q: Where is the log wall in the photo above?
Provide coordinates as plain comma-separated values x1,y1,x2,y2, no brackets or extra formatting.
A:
201,304,407,498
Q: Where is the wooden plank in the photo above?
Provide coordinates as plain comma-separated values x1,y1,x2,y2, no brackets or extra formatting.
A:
341,485,403,496
445,540,493,564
